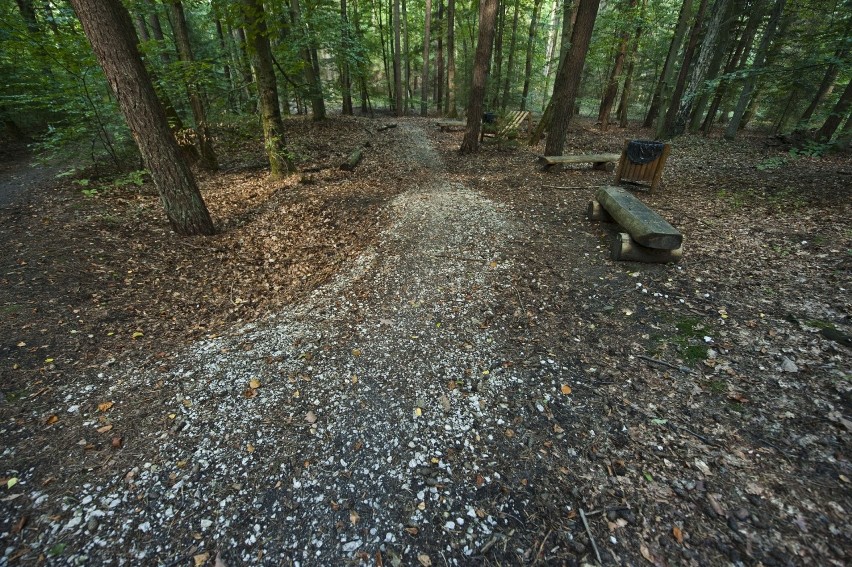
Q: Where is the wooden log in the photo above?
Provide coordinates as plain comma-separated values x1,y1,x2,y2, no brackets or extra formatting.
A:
611,232,682,263
538,153,621,167
595,186,682,250
340,148,363,171
587,200,613,222
438,120,467,131
377,123,398,131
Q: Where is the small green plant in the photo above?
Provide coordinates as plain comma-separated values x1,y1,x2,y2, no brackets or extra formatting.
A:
789,140,831,158
113,169,147,188
756,156,788,171
673,317,710,364
73,178,98,197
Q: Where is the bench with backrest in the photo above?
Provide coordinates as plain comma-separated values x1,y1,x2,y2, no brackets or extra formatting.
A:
481,110,532,141
588,186,682,263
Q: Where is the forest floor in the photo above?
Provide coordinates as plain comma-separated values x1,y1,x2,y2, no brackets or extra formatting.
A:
0,115,850,566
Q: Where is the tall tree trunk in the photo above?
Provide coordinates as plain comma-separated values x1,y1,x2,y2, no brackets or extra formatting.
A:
815,80,852,142
436,0,444,113
133,12,187,134
657,0,708,138
664,0,732,138
213,14,236,112
520,0,544,111
445,0,457,117
598,0,637,131
500,0,520,111
643,0,692,127
459,0,499,153
616,0,645,128
701,3,762,133
340,0,354,114
15,0,39,32
167,1,218,170
241,0,295,177
68,0,215,236
393,0,404,114
797,41,848,127
490,0,506,109
421,0,432,115
290,0,326,119
689,0,736,132
401,0,412,109
232,27,256,109
544,0,600,155
724,0,785,139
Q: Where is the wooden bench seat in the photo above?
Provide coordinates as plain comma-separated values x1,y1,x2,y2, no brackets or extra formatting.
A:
588,186,683,263
438,120,467,132
538,153,621,171
481,110,531,141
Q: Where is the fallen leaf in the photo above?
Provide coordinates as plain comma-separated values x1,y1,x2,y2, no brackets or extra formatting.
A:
694,458,712,476
214,552,227,567
98,401,114,412
475,474,484,487
404,526,419,535
16,341,26,347
132,331,144,339
97,424,113,434
7,477,18,489
12,515,27,534
560,384,572,395
182,399,191,407
305,411,317,424
193,552,210,566
417,554,432,567
246,443,255,453
553,424,564,434
375,551,384,567
672,526,683,544
351,375,358,384
111,436,122,449
243,388,257,399
440,394,451,412
414,407,422,417
505,428,515,438
249,378,261,389
45,414,58,426
351,348,362,357
349,510,359,525
707,494,725,516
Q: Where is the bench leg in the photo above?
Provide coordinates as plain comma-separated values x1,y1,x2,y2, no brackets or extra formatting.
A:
592,161,615,172
586,200,613,222
611,233,682,263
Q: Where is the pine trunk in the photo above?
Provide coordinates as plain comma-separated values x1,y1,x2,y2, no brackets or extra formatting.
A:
446,0,457,117
68,0,215,236
167,0,218,170
490,0,506,109
544,0,601,155
616,0,645,128
643,0,692,128
598,0,636,131
393,0,404,114
500,0,520,111
421,0,431,115
815,80,852,142
340,0,354,115
436,0,444,113
460,0,499,153
520,0,544,111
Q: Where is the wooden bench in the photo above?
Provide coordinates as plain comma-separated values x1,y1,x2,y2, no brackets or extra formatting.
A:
588,186,683,263
538,153,621,172
481,110,532,141
438,120,467,132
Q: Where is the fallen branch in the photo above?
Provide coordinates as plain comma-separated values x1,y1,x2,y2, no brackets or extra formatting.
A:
579,508,602,565
637,354,697,375
377,123,397,131
340,148,363,171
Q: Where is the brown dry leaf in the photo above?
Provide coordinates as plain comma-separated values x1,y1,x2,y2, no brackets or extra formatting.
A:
505,428,515,438
560,384,572,395
193,552,210,566
11,515,27,534
305,411,317,424
214,552,227,567
375,551,384,567
672,526,684,544
447,380,456,390
349,510,360,525
97,424,113,434
353,440,363,451
249,378,261,389
707,493,725,516
351,348,362,357
246,443,255,453
553,424,564,434
404,526,419,535
111,436,122,449
45,414,58,426
243,388,258,399
475,474,484,487
417,554,432,567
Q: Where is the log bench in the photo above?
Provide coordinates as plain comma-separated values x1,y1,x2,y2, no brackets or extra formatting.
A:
538,153,621,172
588,186,683,263
438,120,467,132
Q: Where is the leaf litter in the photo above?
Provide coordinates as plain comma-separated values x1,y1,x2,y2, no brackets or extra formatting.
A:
0,115,849,565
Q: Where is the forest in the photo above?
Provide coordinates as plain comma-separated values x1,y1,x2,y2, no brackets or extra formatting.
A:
1,0,851,565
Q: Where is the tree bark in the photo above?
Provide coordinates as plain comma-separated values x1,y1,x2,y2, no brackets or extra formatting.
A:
445,0,457,117
68,0,215,236
459,0,499,153
490,0,506,109
598,0,636,131
242,0,295,177
340,0,354,115
167,0,218,170
724,0,785,139
402,0,412,110
393,0,404,114
815,80,852,142
212,12,236,112
500,0,520,111
436,0,444,113
290,0,326,119
616,0,645,128
643,0,692,128
421,0,432,115
544,0,600,156
673,0,734,136
520,0,544,111
798,38,848,127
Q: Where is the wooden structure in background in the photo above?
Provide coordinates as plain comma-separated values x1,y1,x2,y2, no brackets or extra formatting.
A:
539,153,621,171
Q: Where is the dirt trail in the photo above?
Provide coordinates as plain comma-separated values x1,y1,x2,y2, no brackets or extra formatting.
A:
4,122,535,565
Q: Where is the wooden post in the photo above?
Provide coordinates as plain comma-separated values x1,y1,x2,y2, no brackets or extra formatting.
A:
611,233,682,263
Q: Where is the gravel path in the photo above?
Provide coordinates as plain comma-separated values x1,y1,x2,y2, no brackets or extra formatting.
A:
8,123,543,565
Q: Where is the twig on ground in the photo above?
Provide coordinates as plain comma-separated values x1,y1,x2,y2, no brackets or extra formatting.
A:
638,354,697,375
533,530,553,565
579,508,602,565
